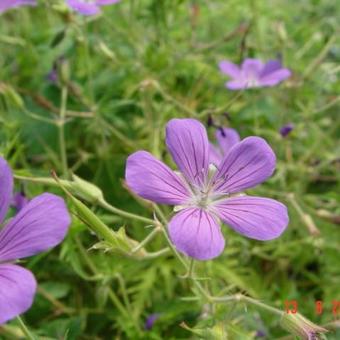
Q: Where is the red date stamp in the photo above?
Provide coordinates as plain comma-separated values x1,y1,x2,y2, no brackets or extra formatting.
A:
284,300,340,316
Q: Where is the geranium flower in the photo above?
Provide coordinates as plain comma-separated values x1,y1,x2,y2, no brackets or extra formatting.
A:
209,127,240,166
0,157,71,324
125,119,288,260
219,59,291,90
0,0,36,14
66,0,120,16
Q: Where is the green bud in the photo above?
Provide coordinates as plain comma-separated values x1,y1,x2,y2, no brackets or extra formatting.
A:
90,227,147,259
71,175,104,204
56,57,70,84
0,83,24,109
281,313,328,340
98,41,116,61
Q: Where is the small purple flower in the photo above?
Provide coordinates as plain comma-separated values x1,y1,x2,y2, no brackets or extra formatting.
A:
66,0,120,16
0,157,71,324
255,330,266,337
145,313,160,330
46,69,58,84
125,119,289,261
11,192,29,211
280,123,294,138
219,59,291,90
209,127,241,166
0,0,36,13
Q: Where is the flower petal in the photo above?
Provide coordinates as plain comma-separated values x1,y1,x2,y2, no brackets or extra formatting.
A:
125,151,190,205
260,60,282,77
215,128,241,156
0,264,37,325
11,192,29,212
0,157,13,224
0,0,36,13
259,69,291,87
241,58,263,79
209,143,222,166
66,0,100,15
212,136,276,194
96,0,120,5
225,80,247,90
214,196,289,240
168,208,225,260
166,119,209,188
0,193,71,261
219,61,241,78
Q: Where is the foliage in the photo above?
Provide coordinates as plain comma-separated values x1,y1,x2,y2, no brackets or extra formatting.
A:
0,0,339,339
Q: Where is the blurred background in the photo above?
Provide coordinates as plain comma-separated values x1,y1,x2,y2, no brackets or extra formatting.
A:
0,0,339,338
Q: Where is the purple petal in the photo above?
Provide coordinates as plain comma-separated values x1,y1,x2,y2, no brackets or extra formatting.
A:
225,80,247,90
216,128,241,156
280,123,294,137
0,264,37,325
11,192,29,212
66,0,100,15
209,143,222,166
125,151,190,205
260,60,282,77
0,193,71,261
0,0,36,13
214,196,289,240
145,313,160,330
0,157,13,224
241,59,263,79
219,61,241,78
96,0,120,5
166,119,209,188
168,208,225,260
212,137,276,194
259,69,291,87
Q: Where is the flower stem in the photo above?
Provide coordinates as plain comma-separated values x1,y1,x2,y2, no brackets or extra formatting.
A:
98,199,156,225
131,227,161,253
213,294,284,317
58,85,69,178
14,174,156,226
16,316,36,340
153,205,212,302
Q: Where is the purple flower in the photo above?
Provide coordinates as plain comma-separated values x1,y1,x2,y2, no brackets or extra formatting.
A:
46,69,58,84
0,0,36,13
66,0,120,16
219,59,291,90
11,192,29,211
145,313,160,330
209,127,241,166
0,157,71,324
280,123,294,137
125,119,289,260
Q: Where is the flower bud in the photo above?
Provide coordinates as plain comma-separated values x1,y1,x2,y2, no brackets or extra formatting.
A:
281,313,327,340
280,123,294,137
71,175,104,204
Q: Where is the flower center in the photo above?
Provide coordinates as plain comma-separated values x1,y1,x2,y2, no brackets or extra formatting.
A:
186,164,223,210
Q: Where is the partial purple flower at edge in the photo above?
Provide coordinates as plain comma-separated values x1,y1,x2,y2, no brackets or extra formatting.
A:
0,157,71,324
145,313,160,330
209,127,241,166
280,123,294,138
219,58,291,90
0,0,36,14
125,118,289,261
11,192,29,211
66,0,120,16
